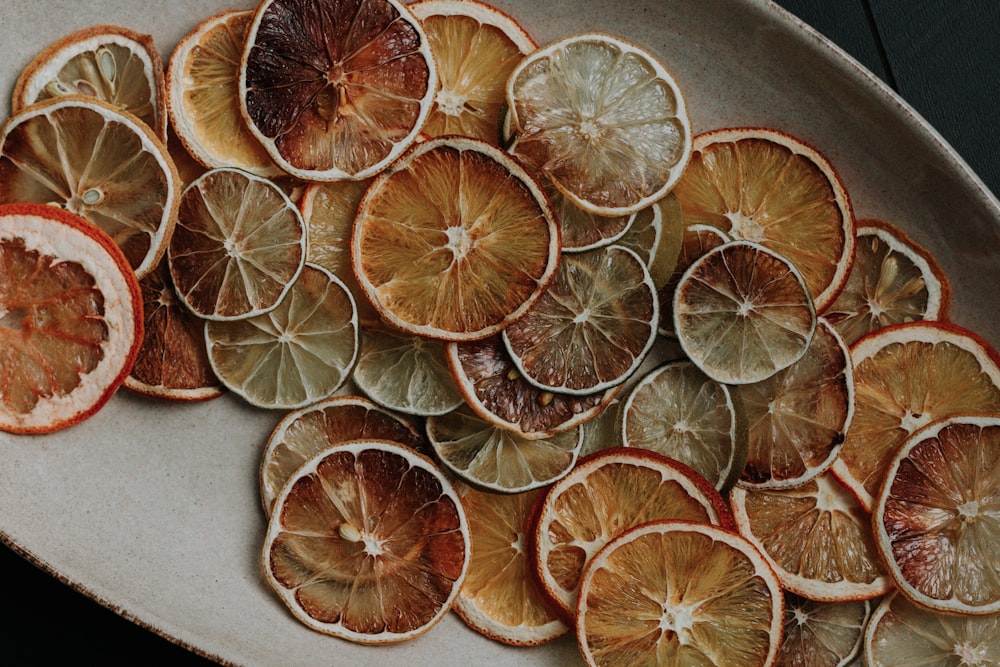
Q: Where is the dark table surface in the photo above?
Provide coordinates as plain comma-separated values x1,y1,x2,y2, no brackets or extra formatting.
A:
3,0,997,664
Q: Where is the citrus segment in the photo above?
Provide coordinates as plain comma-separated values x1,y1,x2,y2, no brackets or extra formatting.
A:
352,136,559,341
658,223,729,337
576,520,784,667
263,440,469,644
240,0,436,180
0,202,142,433
777,595,870,667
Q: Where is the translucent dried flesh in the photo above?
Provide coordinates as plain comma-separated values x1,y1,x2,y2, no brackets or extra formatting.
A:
243,0,432,176
878,420,1000,612
776,595,869,667
674,242,816,385
266,444,467,640
735,319,851,488
674,135,851,311
169,169,305,319
578,524,781,667
503,245,657,394
206,264,358,409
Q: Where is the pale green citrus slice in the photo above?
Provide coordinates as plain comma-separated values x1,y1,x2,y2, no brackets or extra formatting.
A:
617,194,684,291
777,595,870,667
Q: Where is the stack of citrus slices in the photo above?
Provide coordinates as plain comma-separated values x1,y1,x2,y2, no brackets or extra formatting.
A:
4,0,1000,664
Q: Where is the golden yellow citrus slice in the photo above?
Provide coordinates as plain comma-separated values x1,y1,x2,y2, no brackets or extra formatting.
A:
240,0,437,180
262,439,469,644
0,202,142,433
352,136,559,341
576,520,784,667
873,415,1000,615
777,595,870,667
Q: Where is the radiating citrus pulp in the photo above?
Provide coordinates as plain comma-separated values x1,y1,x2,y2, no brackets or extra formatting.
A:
0,202,142,433
262,440,469,644
777,595,870,667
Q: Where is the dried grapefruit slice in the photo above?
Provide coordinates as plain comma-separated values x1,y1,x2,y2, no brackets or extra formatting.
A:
777,595,870,667
576,520,784,667
262,439,469,644
873,415,1000,615
239,0,437,180
0,202,142,433
351,136,559,341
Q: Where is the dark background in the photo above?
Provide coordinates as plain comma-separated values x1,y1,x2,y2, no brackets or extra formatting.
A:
3,1,997,664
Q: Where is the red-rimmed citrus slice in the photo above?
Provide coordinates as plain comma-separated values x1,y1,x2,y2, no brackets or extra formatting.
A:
832,321,1000,510
239,0,437,181
575,520,785,667
777,594,870,667
672,127,855,312
533,447,735,618
873,415,1000,615
262,439,469,644
0,202,142,433
673,240,817,385
658,223,729,337
351,136,559,341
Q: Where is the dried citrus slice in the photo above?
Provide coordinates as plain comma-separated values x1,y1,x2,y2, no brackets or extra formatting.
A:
863,592,1000,666
262,439,469,644
0,96,179,280
658,223,729,337
503,244,658,395
620,359,744,492
824,218,951,345
447,335,616,438
674,240,817,385
455,486,569,646
426,404,582,493
832,321,1000,510
239,0,436,181
673,128,855,312
0,202,142,433
409,0,535,143
123,259,222,401
733,318,853,489
617,194,684,291
578,399,623,458
533,447,735,618
259,395,426,515
730,470,892,602
873,415,1000,615
352,324,464,416
166,9,281,176
506,32,691,216
168,168,306,321
352,136,559,341
576,520,784,667
205,263,358,410
12,24,166,139
777,594,870,667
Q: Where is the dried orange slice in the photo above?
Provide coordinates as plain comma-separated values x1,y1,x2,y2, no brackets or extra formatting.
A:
259,395,426,515
123,260,222,401
730,470,892,602
733,318,853,489
168,168,306,321
503,244,658,395
426,404,582,492
673,240,817,385
824,218,951,345
262,439,469,644
0,96,179,280
507,33,691,216
533,447,735,618
240,0,437,181
576,520,784,667
673,128,855,312
873,415,1000,615
777,595,870,667
167,9,281,176
455,486,569,646
351,136,559,341
863,592,1000,666
205,263,358,410
13,24,166,139
0,202,142,433
409,0,535,143
832,321,1000,510
658,223,729,337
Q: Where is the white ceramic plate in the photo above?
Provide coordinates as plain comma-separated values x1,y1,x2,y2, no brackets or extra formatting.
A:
2,0,998,665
